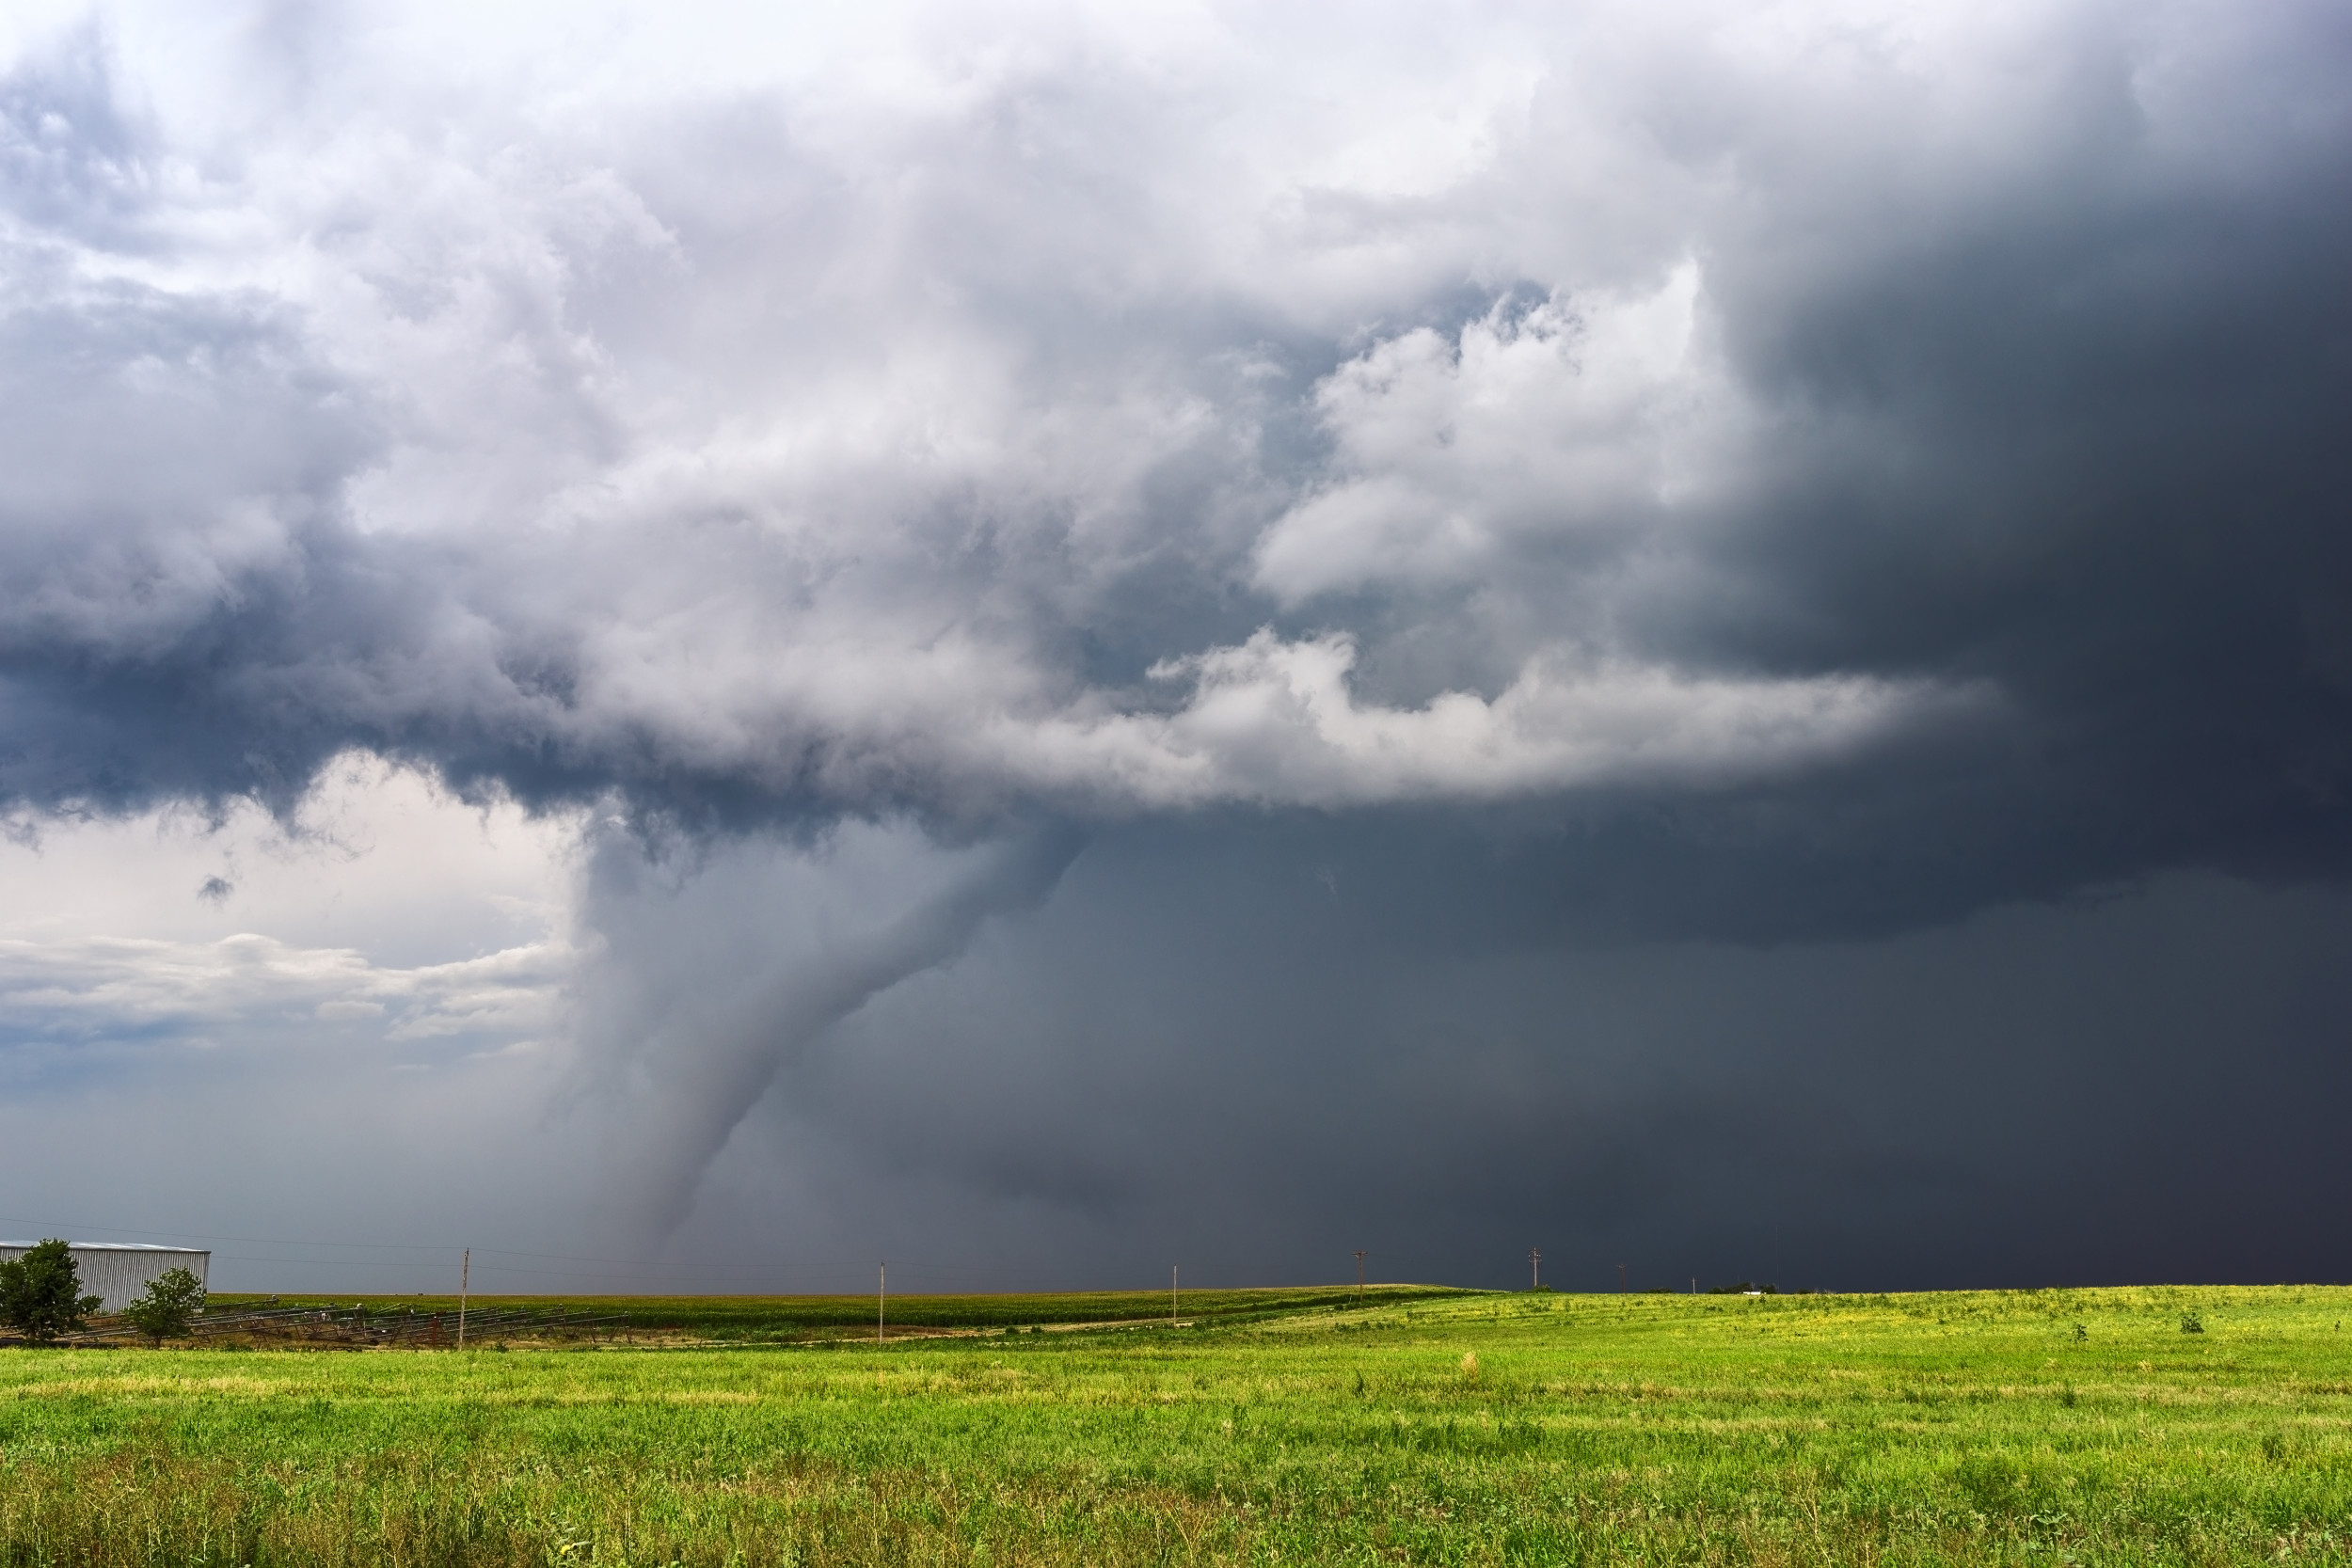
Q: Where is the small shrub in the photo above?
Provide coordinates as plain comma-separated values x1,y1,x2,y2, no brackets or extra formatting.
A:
2181,1312,2204,1334
121,1267,207,1346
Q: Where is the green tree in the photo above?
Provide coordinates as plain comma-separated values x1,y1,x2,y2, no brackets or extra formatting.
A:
120,1266,206,1346
0,1240,103,1343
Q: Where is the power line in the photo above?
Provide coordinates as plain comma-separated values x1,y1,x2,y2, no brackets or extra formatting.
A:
0,1212,956,1275
0,1213,458,1253
3,1210,1319,1297
0,1212,1044,1284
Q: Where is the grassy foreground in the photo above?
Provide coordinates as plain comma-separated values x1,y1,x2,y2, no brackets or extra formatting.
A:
5,1285,2351,1566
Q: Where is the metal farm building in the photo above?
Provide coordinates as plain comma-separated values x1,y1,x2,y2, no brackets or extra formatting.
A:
0,1243,211,1313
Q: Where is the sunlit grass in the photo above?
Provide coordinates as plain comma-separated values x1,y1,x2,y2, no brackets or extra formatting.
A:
5,1284,2350,1564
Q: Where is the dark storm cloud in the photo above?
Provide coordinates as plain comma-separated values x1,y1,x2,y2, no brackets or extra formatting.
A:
1664,18,2352,907
674,834,2352,1293
1,0,2348,1285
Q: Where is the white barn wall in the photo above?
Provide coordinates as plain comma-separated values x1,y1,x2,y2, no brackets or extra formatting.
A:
0,1243,211,1313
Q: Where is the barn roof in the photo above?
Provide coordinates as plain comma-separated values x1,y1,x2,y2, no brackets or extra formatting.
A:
0,1241,209,1253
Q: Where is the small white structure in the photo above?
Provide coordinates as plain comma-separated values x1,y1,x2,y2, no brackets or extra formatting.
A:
0,1243,211,1313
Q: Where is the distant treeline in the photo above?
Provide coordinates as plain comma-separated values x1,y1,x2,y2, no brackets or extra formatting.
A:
205,1284,1472,1338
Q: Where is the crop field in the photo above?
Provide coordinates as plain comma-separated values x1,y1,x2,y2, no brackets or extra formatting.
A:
4,1285,2350,1566
187,1285,1460,1345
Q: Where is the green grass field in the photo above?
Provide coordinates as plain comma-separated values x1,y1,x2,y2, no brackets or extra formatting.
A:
6,1284,2351,1565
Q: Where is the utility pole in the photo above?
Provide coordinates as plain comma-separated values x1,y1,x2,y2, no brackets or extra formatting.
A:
1616,1261,1626,1293
1354,1250,1366,1303
1171,1265,1178,1326
878,1263,885,1345
457,1248,469,1350
1529,1247,1541,1291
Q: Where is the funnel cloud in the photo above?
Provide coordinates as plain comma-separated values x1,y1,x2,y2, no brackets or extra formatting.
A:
573,821,1088,1242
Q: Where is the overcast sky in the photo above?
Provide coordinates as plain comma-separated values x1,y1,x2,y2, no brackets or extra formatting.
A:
1,0,2347,1296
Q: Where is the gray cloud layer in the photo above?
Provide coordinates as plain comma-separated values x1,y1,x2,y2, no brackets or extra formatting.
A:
1,0,2347,1286
7,1,2337,843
